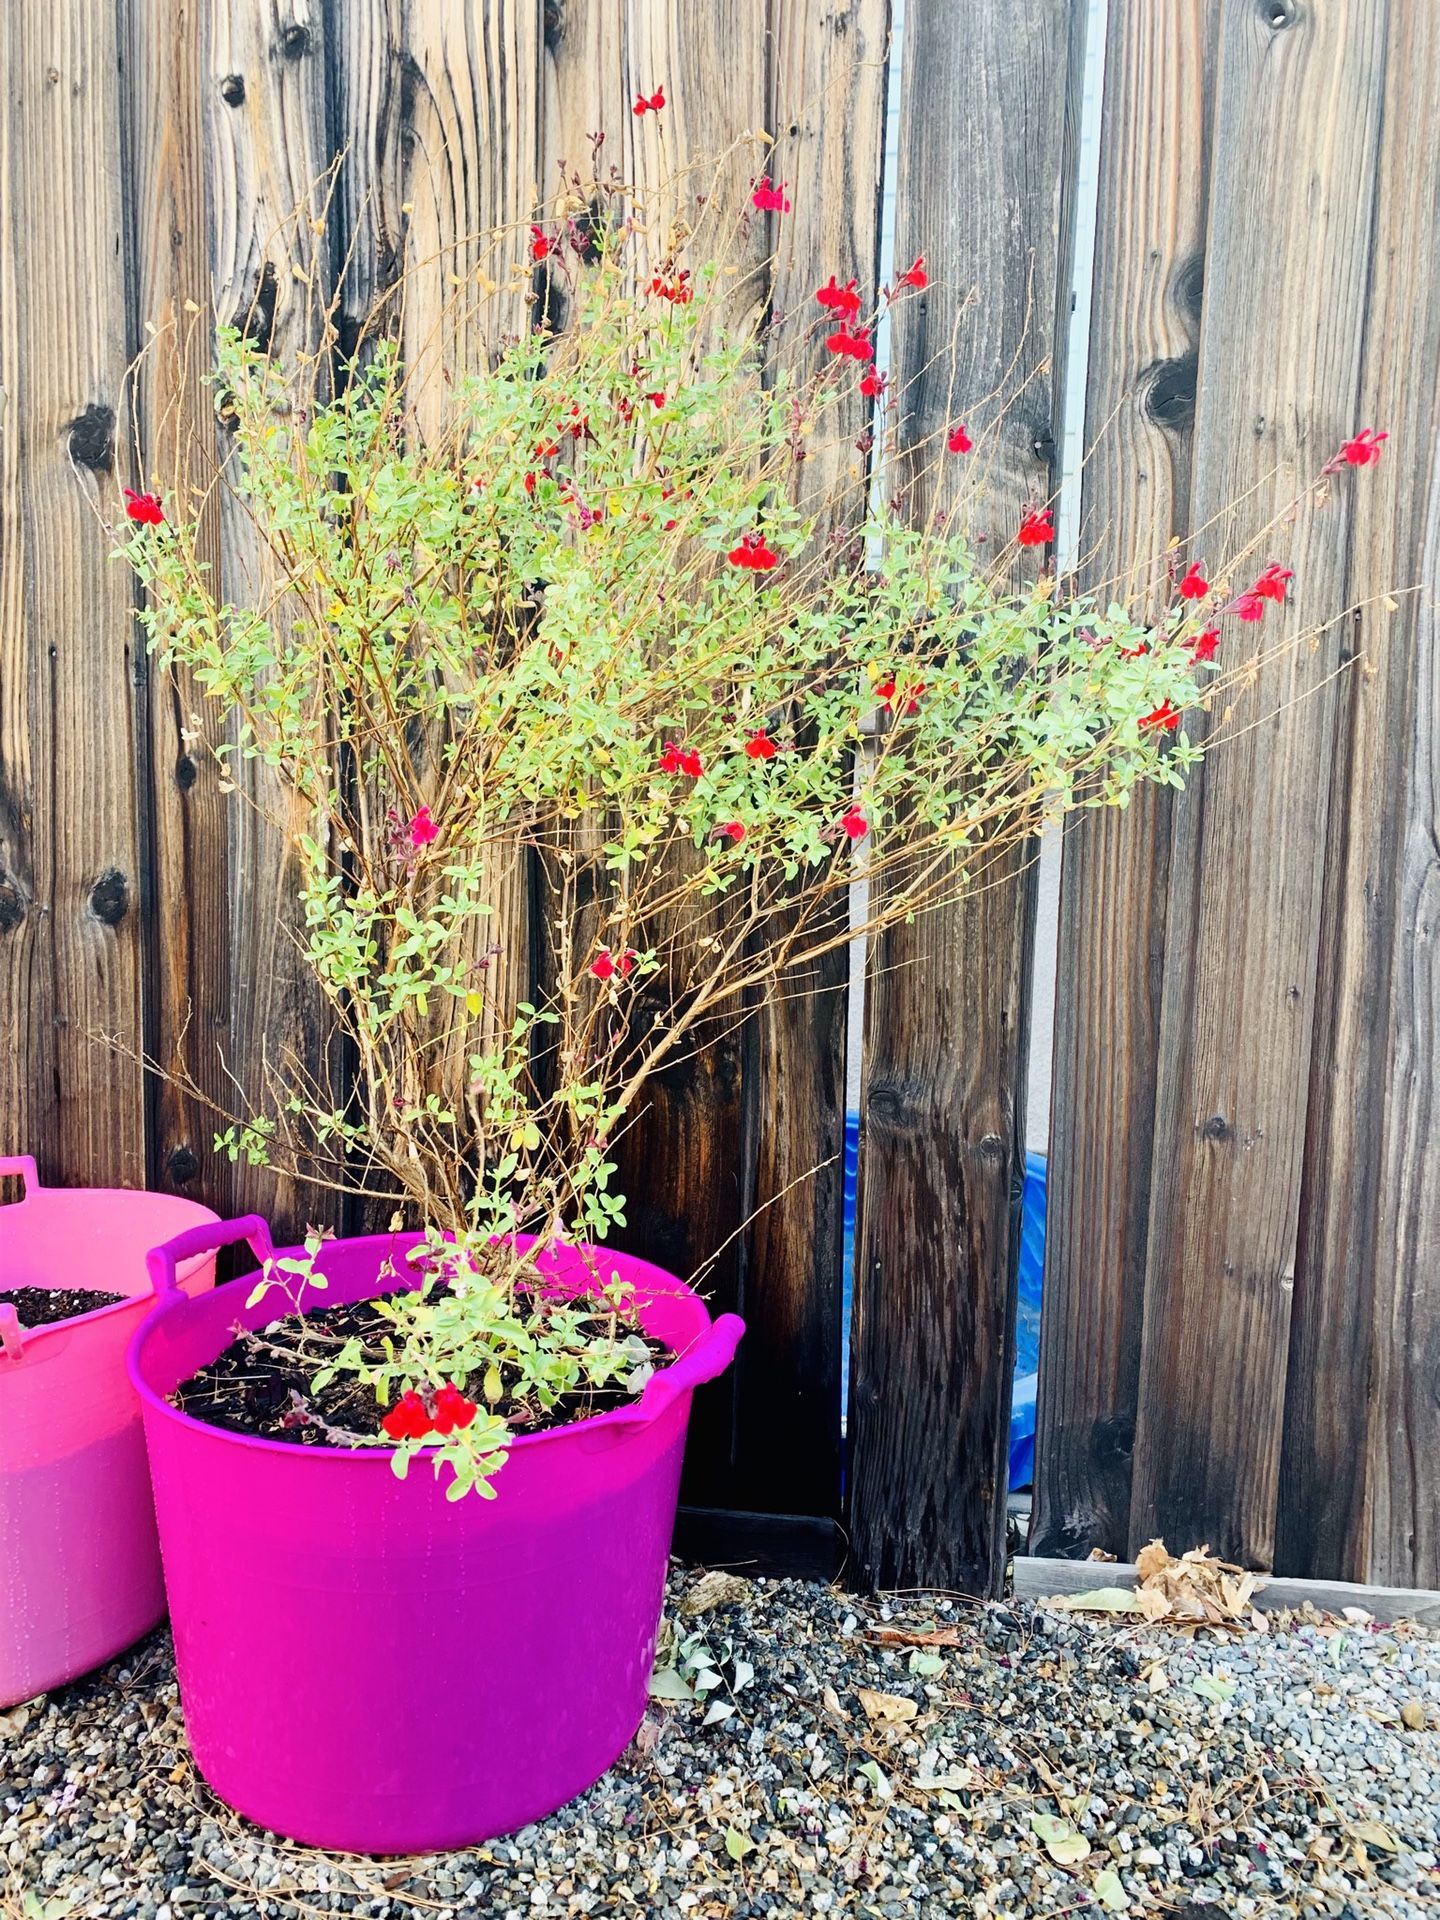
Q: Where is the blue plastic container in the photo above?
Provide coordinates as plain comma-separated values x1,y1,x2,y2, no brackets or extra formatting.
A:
841,1120,1046,1489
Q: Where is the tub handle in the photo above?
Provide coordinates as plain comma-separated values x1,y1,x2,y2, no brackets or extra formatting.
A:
600,1312,746,1433
0,1154,39,1196
146,1213,277,1298
0,1302,23,1362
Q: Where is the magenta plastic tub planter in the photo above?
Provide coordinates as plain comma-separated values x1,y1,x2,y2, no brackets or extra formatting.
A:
130,1216,743,1854
0,1156,218,1707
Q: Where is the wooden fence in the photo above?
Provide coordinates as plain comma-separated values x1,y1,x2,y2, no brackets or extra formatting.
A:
0,0,1435,1596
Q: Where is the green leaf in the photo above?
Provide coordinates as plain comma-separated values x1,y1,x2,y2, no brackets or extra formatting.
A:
723,1827,753,1863
647,1666,695,1703
908,1649,947,1677
856,1759,891,1801
1030,1814,1090,1865
1092,1867,1130,1911
1190,1673,1237,1706
1052,1587,1147,1615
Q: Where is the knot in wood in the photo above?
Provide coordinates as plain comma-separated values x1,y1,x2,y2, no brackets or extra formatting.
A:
89,868,130,928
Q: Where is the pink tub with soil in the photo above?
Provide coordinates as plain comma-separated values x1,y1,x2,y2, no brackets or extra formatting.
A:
129,1216,743,1854
0,1156,218,1706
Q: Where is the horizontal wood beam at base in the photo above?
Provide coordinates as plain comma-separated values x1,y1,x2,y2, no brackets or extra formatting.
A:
673,1508,844,1584
1012,1556,1440,1629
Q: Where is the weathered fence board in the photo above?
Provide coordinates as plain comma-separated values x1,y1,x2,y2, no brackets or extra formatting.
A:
847,0,1079,1596
725,0,887,1525
1126,0,1386,1570
121,0,239,1215
1037,0,1440,1590
0,4,146,1189
1278,4,1440,1589
1031,0,1218,1562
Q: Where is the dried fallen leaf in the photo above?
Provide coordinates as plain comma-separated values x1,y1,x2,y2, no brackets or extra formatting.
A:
914,1766,980,1793
856,1687,919,1725
1030,1812,1090,1865
1348,1819,1402,1853
1402,1701,1427,1731
680,1570,753,1617
869,1624,966,1649
820,1684,849,1723
1135,1540,1171,1582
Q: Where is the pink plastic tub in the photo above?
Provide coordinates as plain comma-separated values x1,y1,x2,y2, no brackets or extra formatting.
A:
130,1216,743,1853
0,1155,218,1707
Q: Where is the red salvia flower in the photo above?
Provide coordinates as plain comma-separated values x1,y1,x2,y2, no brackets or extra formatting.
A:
728,532,779,571
124,488,164,526
840,806,869,841
1140,700,1181,733
431,1383,479,1435
632,84,665,115
815,276,862,320
714,820,746,843
649,271,693,305
859,369,887,400
1252,563,1293,603
744,730,777,761
522,471,537,495
1232,592,1266,622
825,324,874,363
659,742,703,777
897,255,928,290
874,676,897,703
947,423,973,456
1117,638,1149,660
380,1391,433,1441
591,948,637,981
752,176,791,214
529,225,553,261
1339,427,1387,467
1190,627,1220,663
1016,509,1055,547
1177,561,1209,600
408,806,438,849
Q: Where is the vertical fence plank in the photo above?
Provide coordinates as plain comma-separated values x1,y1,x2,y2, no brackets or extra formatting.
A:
328,0,543,1227
196,0,344,1240
718,1,889,1524
1127,0,1388,1567
847,0,1080,1594
1032,0,1218,1561
0,6,146,1184
1279,8,1440,1588
540,0,772,1515
121,0,244,1215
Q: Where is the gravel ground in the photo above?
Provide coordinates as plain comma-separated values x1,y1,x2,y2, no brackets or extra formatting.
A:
3,1571,1438,1919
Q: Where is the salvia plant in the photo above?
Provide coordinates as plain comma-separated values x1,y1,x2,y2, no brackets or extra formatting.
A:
117,131,1383,1497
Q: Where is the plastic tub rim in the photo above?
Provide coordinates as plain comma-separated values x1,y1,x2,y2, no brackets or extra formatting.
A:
127,1224,739,1469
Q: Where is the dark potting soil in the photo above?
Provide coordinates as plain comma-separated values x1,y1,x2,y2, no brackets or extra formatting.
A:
172,1292,671,1449
0,1285,127,1328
